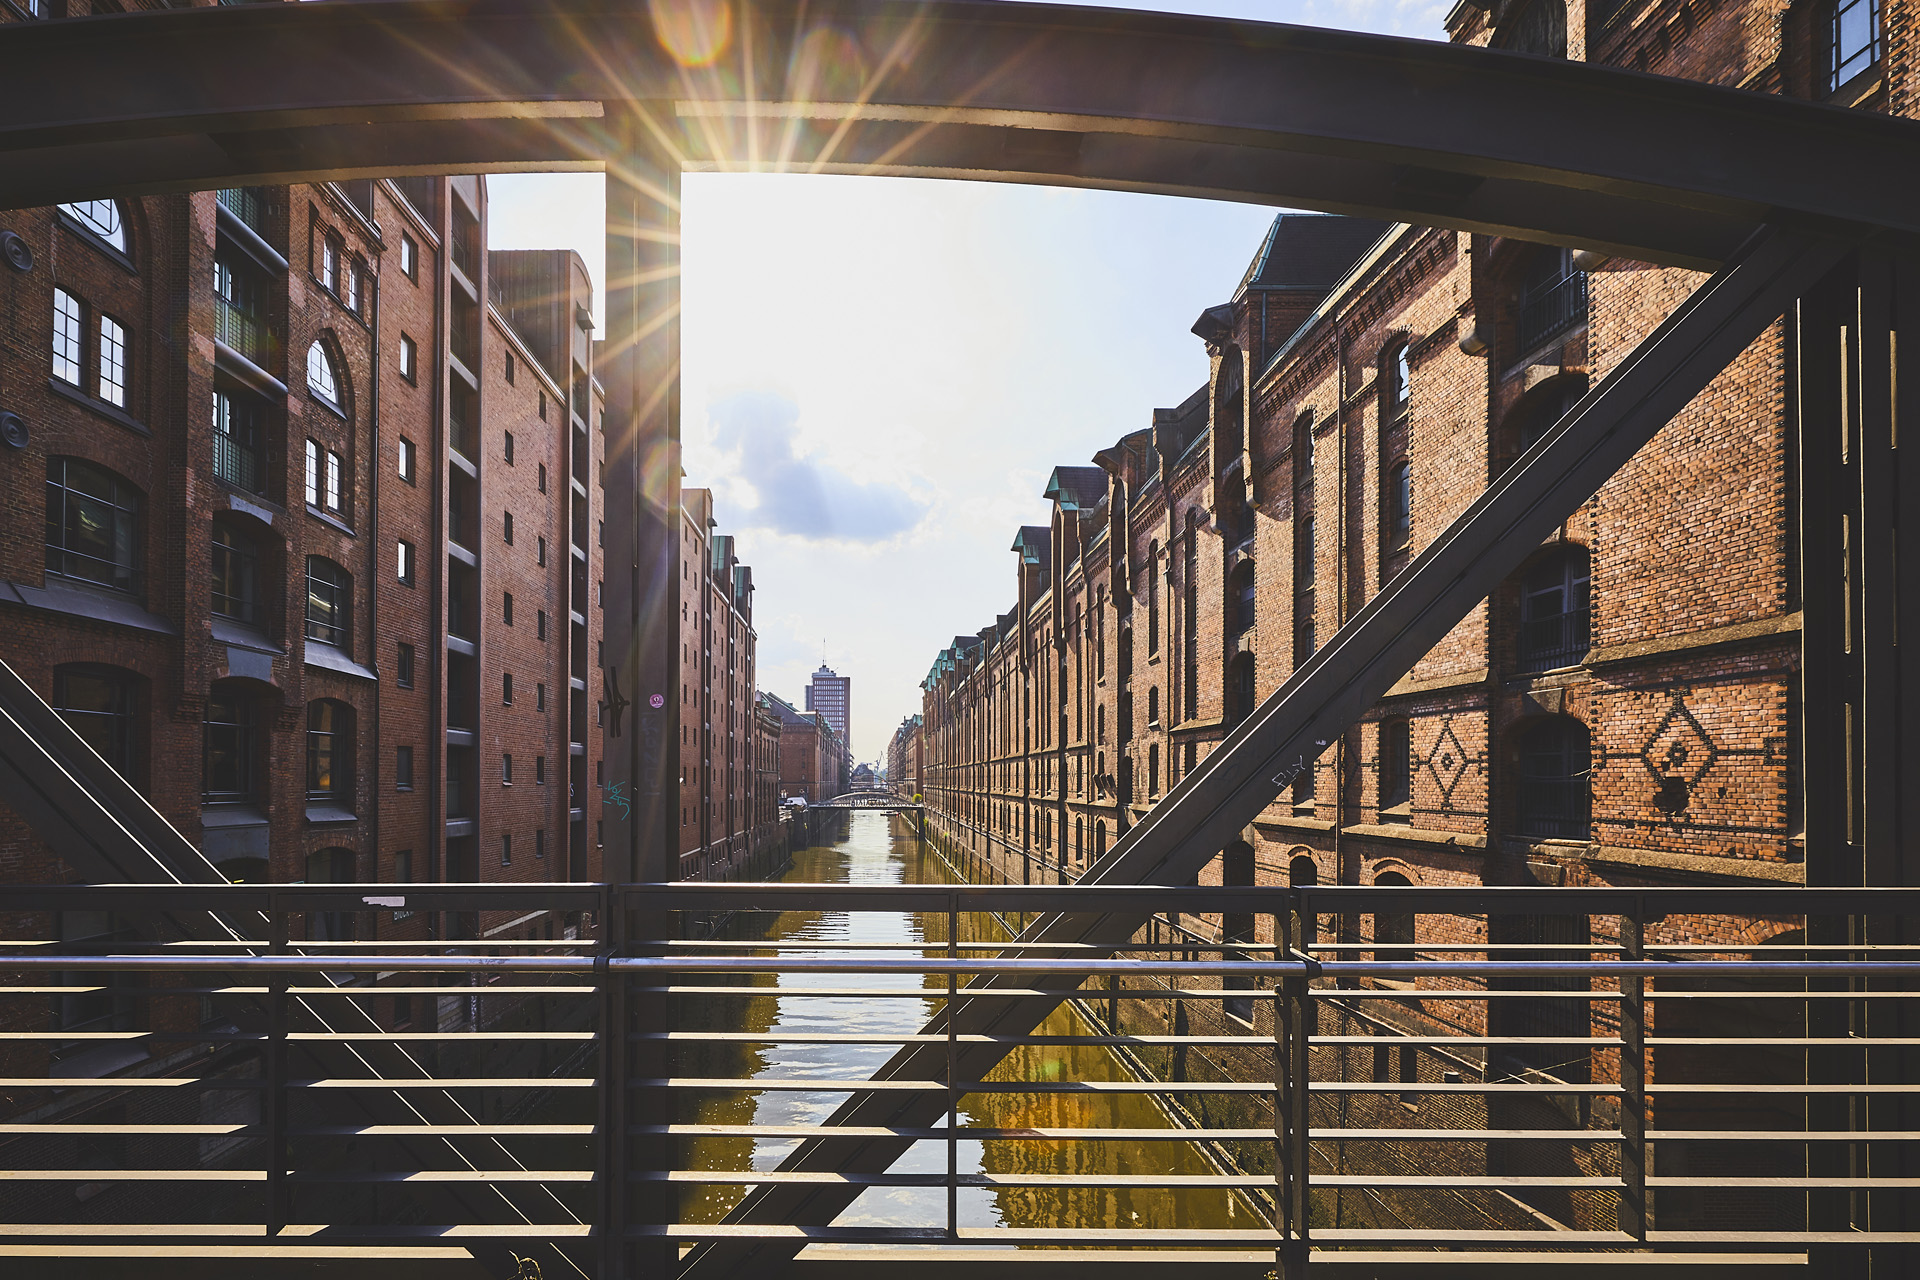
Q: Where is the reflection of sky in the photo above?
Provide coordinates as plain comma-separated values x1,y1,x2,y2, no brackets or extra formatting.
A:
678,812,1242,1241
485,1,1441,762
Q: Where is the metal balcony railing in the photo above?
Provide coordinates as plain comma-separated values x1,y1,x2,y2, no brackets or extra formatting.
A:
214,297,267,365
2,881,1917,1276
216,186,265,234
1517,270,1588,353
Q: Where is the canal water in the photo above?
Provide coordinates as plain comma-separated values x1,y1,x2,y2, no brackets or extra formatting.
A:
675,809,1247,1239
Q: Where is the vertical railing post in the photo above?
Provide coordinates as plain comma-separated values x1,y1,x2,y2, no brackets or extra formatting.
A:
1619,899,1647,1242
1276,894,1311,1279
265,891,289,1237
947,891,960,1239
604,105,681,1280
598,880,628,1280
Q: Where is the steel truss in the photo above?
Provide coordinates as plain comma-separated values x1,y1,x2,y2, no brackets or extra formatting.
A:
2,2,1920,1276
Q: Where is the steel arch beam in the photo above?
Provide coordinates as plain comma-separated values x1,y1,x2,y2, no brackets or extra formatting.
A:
3,0,1920,264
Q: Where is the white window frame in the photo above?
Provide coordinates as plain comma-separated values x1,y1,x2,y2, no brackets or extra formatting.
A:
397,436,415,483
398,333,416,381
305,440,322,507
98,314,127,408
325,450,344,513
52,289,83,386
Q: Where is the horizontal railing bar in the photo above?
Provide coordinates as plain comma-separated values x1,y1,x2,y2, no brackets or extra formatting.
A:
287,1032,597,1041
284,1171,597,1183
647,1032,1294,1046
289,1078,596,1089
1645,1129,1920,1140
15,953,1920,982
0,1225,598,1240
635,1225,1292,1244
0,1170,597,1185
1645,1176,1920,1187
652,1124,1288,1141
649,1171,1276,1188
288,1124,596,1136
0,1170,267,1181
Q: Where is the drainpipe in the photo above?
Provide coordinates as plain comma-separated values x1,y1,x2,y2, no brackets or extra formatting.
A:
368,263,382,912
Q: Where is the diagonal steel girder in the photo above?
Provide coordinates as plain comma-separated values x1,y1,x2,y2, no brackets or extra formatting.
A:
680,224,1852,1274
0,656,591,1277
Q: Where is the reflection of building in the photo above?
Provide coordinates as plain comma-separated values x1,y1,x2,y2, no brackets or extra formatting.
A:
805,662,851,750
766,690,848,804
0,177,603,936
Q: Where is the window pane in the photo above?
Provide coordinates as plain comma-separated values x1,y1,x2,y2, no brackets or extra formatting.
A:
213,391,262,492
45,457,140,594
55,667,134,779
398,436,414,481
211,523,257,623
59,200,126,252
52,289,82,385
203,690,255,801
307,341,340,406
306,557,349,648
326,451,343,512
97,315,127,407
305,440,321,507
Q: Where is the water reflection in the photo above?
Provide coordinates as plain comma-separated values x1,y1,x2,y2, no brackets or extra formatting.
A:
675,811,1246,1238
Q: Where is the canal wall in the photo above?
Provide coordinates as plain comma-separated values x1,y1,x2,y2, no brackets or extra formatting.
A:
915,809,1583,1235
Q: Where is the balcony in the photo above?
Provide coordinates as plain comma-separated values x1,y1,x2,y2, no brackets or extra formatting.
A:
0,880,1908,1274
214,295,267,366
1517,269,1588,353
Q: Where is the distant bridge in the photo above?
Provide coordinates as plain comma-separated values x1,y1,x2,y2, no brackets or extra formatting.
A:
812,791,925,813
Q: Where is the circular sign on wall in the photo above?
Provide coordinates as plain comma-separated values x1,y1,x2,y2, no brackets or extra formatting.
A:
649,693,665,709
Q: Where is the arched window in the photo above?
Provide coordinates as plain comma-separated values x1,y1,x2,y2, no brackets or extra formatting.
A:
45,457,143,595
203,683,259,804
1373,870,1415,954
1292,411,1317,662
1146,540,1161,654
1381,341,1410,419
1379,717,1412,814
305,555,352,650
1517,716,1591,840
307,700,353,804
59,200,128,253
54,665,139,784
1289,854,1319,887
306,340,343,410
1231,561,1257,636
211,518,261,627
1227,652,1256,730
1518,546,1591,672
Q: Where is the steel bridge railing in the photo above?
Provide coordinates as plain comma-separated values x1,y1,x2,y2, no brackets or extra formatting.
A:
1,881,1917,1274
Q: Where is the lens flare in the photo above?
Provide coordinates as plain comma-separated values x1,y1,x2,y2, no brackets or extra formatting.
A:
649,0,732,68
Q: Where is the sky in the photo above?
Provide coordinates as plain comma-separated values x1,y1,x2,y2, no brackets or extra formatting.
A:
484,0,1444,764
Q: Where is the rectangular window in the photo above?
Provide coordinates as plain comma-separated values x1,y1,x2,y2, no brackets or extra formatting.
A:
538,463,548,494
396,538,415,586
325,450,343,512
503,673,513,705
97,315,126,407
202,690,255,803
502,753,513,784
211,523,258,623
213,391,263,493
1830,0,1882,91
504,511,514,545
535,754,546,783
535,827,545,859
537,609,547,640
304,557,351,650
397,436,415,483
503,592,514,626
505,352,516,385
52,288,83,385
346,259,362,313
539,390,547,421
305,440,321,507
396,642,414,688
398,333,416,381
504,431,515,465
396,745,414,790
537,536,547,567
321,235,339,293
400,233,417,280
536,682,547,711
501,832,511,864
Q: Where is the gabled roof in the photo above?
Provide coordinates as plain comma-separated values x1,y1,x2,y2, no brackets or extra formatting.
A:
1044,465,1108,511
1011,525,1051,564
1236,212,1394,296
